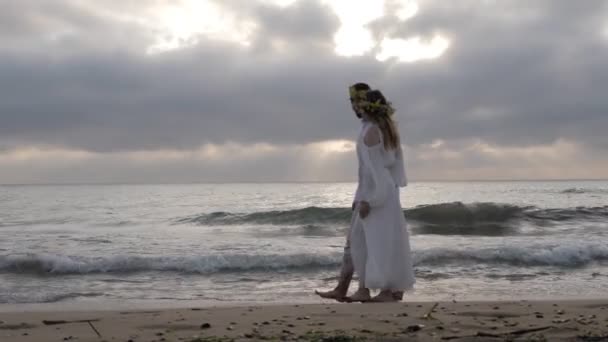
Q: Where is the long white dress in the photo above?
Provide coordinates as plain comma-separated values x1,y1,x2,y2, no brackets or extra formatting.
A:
350,120,415,291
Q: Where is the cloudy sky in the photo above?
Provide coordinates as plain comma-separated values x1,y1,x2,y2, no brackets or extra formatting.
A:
1,0,607,184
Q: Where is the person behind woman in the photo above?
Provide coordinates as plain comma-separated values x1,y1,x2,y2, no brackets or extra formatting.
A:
315,82,371,302
348,89,415,302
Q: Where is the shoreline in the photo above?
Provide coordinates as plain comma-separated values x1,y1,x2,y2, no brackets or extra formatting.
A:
3,293,608,312
2,299,608,341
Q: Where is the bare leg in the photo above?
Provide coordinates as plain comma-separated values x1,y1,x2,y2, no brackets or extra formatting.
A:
343,272,371,302
315,246,354,301
347,287,371,302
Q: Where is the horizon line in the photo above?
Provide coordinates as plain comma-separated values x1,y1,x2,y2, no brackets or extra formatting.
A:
1,178,607,186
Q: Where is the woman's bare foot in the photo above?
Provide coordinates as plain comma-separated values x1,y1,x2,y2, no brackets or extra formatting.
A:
369,290,398,303
315,289,347,302
346,288,371,302
392,291,404,301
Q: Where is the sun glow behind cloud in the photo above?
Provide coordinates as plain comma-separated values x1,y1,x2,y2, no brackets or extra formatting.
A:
148,0,256,53
260,0,299,7
324,0,385,56
326,0,448,62
2,139,606,183
146,0,449,63
313,140,356,155
395,0,419,21
0,141,350,165
376,35,450,62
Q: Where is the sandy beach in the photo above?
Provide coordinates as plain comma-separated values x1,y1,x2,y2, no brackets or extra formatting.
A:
1,299,608,341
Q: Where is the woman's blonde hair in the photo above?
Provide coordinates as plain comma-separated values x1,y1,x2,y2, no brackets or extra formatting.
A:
362,90,399,150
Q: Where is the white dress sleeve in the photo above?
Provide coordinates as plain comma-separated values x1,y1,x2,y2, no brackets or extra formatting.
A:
389,145,407,187
360,143,394,208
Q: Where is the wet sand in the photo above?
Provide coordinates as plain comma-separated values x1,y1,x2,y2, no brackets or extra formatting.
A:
1,299,608,341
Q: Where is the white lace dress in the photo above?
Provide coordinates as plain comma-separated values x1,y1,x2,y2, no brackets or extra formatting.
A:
350,120,415,291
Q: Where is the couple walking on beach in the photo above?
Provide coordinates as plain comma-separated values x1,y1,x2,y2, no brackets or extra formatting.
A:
316,82,415,303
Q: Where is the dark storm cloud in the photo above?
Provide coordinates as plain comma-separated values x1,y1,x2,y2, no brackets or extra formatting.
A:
0,0,606,155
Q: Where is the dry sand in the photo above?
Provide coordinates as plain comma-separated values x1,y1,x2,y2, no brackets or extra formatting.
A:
2,299,608,341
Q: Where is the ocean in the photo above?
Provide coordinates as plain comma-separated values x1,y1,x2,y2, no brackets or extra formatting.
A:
1,181,607,309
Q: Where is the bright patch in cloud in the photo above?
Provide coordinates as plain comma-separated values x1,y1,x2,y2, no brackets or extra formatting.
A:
326,0,446,61
333,25,377,56
395,0,419,21
311,140,356,155
0,141,355,184
2,139,607,183
429,139,445,149
325,0,385,56
260,0,298,7
0,146,93,163
376,35,450,62
468,139,578,161
148,0,256,53
144,0,443,62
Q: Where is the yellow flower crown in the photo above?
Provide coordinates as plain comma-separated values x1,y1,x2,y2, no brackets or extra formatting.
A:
349,86,367,102
361,99,395,117
349,86,395,117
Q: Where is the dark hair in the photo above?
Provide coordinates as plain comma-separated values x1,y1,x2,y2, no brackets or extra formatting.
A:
364,90,400,150
351,82,371,91
365,90,389,116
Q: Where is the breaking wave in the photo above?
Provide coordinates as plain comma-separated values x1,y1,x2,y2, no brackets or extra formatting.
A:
177,203,608,236
3,242,607,276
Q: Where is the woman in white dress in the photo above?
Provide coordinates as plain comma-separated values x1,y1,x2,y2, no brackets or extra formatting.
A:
348,89,415,302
